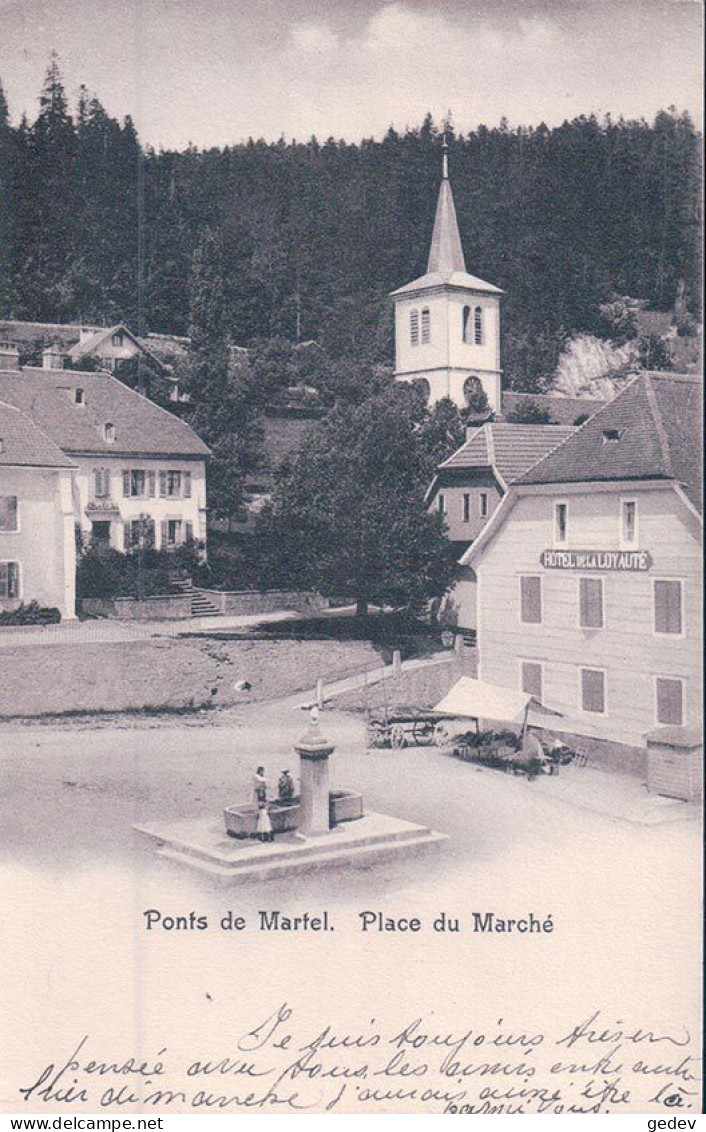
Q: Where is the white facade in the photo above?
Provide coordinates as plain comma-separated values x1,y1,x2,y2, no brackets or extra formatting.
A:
462,481,702,748
74,455,208,551
394,288,502,410
0,465,76,619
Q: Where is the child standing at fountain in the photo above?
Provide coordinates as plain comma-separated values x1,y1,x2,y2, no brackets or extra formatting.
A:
257,800,274,842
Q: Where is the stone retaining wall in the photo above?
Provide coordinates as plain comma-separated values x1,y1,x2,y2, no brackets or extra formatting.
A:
195,589,328,616
81,594,193,621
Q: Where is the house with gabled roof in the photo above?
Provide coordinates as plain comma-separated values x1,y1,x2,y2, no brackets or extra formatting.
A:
0,319,188,403
457,371,702,763
427,422,576,551
0,400,77,618
0,363,210,557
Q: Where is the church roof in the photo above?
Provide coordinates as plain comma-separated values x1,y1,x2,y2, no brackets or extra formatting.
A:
390,269,503,298
391,159,503,298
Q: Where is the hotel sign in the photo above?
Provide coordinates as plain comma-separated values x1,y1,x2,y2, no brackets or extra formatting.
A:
540,549,652,572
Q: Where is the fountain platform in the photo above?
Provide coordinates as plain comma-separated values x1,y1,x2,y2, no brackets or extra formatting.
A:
134,811,446,882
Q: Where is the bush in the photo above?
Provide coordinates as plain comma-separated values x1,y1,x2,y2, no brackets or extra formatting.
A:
0,601,61,626
76,542,202,599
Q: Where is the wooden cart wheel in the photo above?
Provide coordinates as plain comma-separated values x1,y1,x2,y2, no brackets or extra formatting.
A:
433,722,452,747
390,725,407,749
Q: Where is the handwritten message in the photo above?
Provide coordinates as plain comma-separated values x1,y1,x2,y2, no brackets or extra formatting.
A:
18,1005,699,1114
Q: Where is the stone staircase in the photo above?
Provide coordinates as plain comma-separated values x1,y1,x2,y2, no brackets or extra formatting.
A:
169,576,221,618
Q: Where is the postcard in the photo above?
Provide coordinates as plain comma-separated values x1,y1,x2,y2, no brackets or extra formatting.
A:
0,0,702,1117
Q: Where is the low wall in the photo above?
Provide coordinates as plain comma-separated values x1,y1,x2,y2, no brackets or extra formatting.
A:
195,589,327,616
81,594,193,621
535,728,648,779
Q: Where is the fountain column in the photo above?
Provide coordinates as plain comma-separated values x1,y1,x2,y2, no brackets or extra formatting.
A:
295,708,334,836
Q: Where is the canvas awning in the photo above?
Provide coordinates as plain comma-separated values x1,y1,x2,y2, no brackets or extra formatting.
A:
434,677,532,725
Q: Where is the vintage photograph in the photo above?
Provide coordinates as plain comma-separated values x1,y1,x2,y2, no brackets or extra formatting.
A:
0,0,702,1117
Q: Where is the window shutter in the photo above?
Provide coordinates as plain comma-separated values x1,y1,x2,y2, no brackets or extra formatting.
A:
520,577,542,624
122,470,130,497
654,580,682,634
580,578,603,628
123,521,131,550
159,471,167,497
656,678,683,726
521,662,542,702
183,471,191,498
185,521,193,542
94,469,101,498
160,520,168,548
148,471,156,498
581,669,605,713
8,562,19,599
104,469,111,498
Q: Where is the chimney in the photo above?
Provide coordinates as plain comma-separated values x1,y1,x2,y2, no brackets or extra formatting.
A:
43,343,66,370
0,342,20,371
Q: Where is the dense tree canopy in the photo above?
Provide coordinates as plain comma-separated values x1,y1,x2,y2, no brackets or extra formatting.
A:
254,385,460,613
0,60,701,391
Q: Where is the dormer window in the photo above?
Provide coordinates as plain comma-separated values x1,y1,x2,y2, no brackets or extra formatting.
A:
104,423,116,443
602,428,623,444
421,308,431,344
410,309,419,346
75,388,84,405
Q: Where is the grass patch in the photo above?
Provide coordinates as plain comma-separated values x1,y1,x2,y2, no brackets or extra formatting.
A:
0,699,217,723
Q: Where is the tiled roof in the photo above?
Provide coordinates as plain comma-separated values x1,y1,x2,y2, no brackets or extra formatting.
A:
0,368,210,459
0,400,76,468
440,423,576,485
501,391,607,426
517,371,702,511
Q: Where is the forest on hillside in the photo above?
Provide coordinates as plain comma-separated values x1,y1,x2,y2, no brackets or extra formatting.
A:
0,57,702,390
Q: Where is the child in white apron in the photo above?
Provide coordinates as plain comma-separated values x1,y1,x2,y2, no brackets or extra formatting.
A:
257,801,273,842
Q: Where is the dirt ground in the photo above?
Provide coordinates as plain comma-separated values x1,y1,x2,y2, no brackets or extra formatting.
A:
1,696,701,1114
0,636,381,718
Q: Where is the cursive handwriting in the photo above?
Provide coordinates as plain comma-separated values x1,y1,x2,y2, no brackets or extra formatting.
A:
17,1006,699,1114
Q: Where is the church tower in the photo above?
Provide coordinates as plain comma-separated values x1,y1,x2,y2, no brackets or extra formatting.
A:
390,139,503,412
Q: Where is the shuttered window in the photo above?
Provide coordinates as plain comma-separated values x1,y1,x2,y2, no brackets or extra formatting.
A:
520,576,542,624
0,561,20,598
410,310,419,346
474,306,483,345
94,469,110,498
554,502,568,544
579,577,603,628
655,678,684,726
654,580,682,635
421,308,430,343
521,662,543,702
581,668,605,714
621,500,637,545
0,496,18,532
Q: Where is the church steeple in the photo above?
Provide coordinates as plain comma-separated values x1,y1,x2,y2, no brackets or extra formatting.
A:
427,134,466,276
389,131,503,413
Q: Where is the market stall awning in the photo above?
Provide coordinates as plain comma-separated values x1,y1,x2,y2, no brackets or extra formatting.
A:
434,677,532,724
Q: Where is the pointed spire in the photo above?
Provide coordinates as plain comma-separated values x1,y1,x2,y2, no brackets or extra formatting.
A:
427,134,466,276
